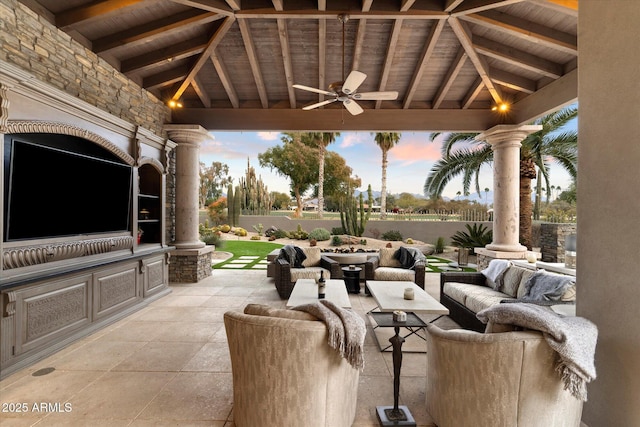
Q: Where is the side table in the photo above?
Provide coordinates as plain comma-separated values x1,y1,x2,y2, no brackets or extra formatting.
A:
341,266,362,294
370,312,422,427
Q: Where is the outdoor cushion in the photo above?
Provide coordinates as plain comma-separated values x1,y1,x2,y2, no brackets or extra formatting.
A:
279,245,306,268
500,266,529,297
442,282,475,306
290,267,329,282
373,266,415,282
516,269,537,299
465,289,511,314
378,248,402,268
301,247,322,267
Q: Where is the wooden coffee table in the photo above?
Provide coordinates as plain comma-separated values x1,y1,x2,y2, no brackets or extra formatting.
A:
286,279,352,309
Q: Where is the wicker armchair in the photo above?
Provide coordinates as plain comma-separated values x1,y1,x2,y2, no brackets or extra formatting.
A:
364,247,426,289
272,247,341,298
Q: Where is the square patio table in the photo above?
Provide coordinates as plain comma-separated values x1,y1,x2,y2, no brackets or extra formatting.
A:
286,279,352,309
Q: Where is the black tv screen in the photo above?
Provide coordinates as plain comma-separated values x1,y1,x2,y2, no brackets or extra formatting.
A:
4,134,133,241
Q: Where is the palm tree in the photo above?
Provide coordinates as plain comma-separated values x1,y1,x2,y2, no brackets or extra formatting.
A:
424,107,577,249
305,132,339,218
373,132,401,219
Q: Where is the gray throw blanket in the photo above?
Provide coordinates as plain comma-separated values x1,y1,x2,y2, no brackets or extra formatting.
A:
395,246,426,269
524,270,574,301
293,300,366,370
477,303,597,401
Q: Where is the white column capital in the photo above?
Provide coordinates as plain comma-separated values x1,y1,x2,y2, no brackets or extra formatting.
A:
477,124,542,148
164,124,212,147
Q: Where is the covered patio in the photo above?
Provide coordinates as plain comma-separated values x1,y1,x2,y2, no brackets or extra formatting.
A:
1,1,639,426
1,269,459,426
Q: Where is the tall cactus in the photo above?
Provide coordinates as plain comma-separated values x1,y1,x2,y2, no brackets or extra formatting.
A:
227,183,236,226
340,185,373,237
234,185,241,226
239,158,272,215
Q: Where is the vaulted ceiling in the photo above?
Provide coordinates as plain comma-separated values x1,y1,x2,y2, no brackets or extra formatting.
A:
22,0,578,131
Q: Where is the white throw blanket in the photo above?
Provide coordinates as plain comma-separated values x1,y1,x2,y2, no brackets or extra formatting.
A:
481,259,511,288
293,300,366,370
477,303,597,401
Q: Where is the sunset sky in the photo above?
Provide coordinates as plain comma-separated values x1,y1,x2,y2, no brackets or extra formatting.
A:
199,119,576,201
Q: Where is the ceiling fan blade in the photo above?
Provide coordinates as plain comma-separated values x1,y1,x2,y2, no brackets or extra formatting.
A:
343,99,364,115
293,84,334,96
302,98,338,110
353,91,399,101
342,71,367,95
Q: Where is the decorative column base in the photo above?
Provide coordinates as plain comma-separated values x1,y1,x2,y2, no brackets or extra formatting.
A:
169,246,214,283
475,248,527,271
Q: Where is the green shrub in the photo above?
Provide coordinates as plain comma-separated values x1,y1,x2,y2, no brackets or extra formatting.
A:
273,229,290,239
382,230,403,241
250,235,261,240
331,227,345,235
289,224,308,240
200,229,223,247
331,235,342,246
234,227,247,237
308,228,331,241
450,223,492,254
435,237,445,254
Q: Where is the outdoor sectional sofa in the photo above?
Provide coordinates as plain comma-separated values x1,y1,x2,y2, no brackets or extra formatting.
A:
440,261,576,332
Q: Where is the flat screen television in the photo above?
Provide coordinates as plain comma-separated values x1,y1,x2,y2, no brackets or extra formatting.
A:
3,133,133,241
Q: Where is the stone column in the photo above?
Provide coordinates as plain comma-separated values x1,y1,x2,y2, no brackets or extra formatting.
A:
164,125,213,283
165,124,209,249
474,125,540,266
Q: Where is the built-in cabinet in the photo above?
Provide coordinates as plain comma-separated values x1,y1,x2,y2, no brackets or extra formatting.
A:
137,164,162,246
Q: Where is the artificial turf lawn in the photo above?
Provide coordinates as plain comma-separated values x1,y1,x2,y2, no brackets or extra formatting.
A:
212,240,284,269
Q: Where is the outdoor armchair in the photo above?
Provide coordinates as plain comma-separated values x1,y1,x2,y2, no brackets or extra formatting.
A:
425,324,583,427
272,246,341,298
364,247,426,289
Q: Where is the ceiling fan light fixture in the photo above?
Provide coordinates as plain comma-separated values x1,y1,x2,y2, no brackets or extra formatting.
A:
168,99,183,109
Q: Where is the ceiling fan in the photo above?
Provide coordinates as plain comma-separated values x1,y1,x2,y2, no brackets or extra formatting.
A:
292,15,398,116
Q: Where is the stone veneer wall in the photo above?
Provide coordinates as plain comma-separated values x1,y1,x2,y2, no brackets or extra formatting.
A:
169,249,213,283
540,223,576,263
0,0,169,136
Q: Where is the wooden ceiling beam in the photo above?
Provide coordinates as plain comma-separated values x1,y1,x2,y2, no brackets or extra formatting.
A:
121,36,209,74
93,10,222,53
362,0,373,12
400,0,417,12
238,19,269,109
511,68,577,124
472,35,563,79
490,67,536,94
211,52,239,108
171,107,499,132
56,0,144,28
449,17,503,104
318,18,327,103
169,0,234,15
171,16,236,101
449,0,525,16
433,48,468,109
234,10,448,19
143,65,190,91
276,19,297,108
375,19,403,109
444,0,465,12
225,0,241,10
461,76,484,109
460,10,577,54
192,74,212,108
403,19,445,109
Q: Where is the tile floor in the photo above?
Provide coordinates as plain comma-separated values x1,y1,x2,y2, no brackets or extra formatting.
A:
0,270,454,426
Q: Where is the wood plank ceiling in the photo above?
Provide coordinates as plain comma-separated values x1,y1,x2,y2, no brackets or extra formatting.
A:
21,0,579,131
